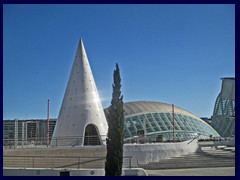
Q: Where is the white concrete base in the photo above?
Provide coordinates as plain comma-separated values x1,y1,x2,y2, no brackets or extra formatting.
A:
124,139,200,166
3,168,148,176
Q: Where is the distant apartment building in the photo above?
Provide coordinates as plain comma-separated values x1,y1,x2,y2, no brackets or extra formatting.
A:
3,119,56,146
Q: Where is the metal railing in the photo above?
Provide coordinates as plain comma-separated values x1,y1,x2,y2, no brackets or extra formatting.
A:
212,137,235,147
3,135,107,149
3,155,133,169
187,133,201,145
51,135,107,147
197,137,235,148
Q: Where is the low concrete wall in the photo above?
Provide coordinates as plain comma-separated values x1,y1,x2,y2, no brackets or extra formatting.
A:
4,146,107,169
4,140,200,168
3,168,60,176
124,139,200,166
3,145,106,157
3,168,148,176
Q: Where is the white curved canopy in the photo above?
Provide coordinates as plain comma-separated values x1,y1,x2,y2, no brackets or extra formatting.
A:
123,101,199,120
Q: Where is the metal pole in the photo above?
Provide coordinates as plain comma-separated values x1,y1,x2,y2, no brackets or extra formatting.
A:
172,104,175,143
47,99,50,146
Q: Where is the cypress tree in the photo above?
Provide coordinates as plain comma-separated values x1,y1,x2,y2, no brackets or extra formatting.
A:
105,63,124,176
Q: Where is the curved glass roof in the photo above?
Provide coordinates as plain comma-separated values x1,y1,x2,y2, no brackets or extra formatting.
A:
107,101,220,142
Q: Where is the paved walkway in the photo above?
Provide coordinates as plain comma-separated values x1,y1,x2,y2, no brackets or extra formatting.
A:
140,146,235,176
146,167,235,176
140,147,235,169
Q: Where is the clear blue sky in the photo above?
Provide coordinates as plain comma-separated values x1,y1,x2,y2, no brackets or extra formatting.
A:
3,4,235,120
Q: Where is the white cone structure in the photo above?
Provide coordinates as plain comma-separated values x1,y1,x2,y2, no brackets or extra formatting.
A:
51,39,108,146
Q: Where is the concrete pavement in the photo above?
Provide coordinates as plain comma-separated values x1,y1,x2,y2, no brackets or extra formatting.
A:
140,146,235,176
146,167,235,176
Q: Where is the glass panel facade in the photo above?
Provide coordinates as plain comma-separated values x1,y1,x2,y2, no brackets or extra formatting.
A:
124,112,220,141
